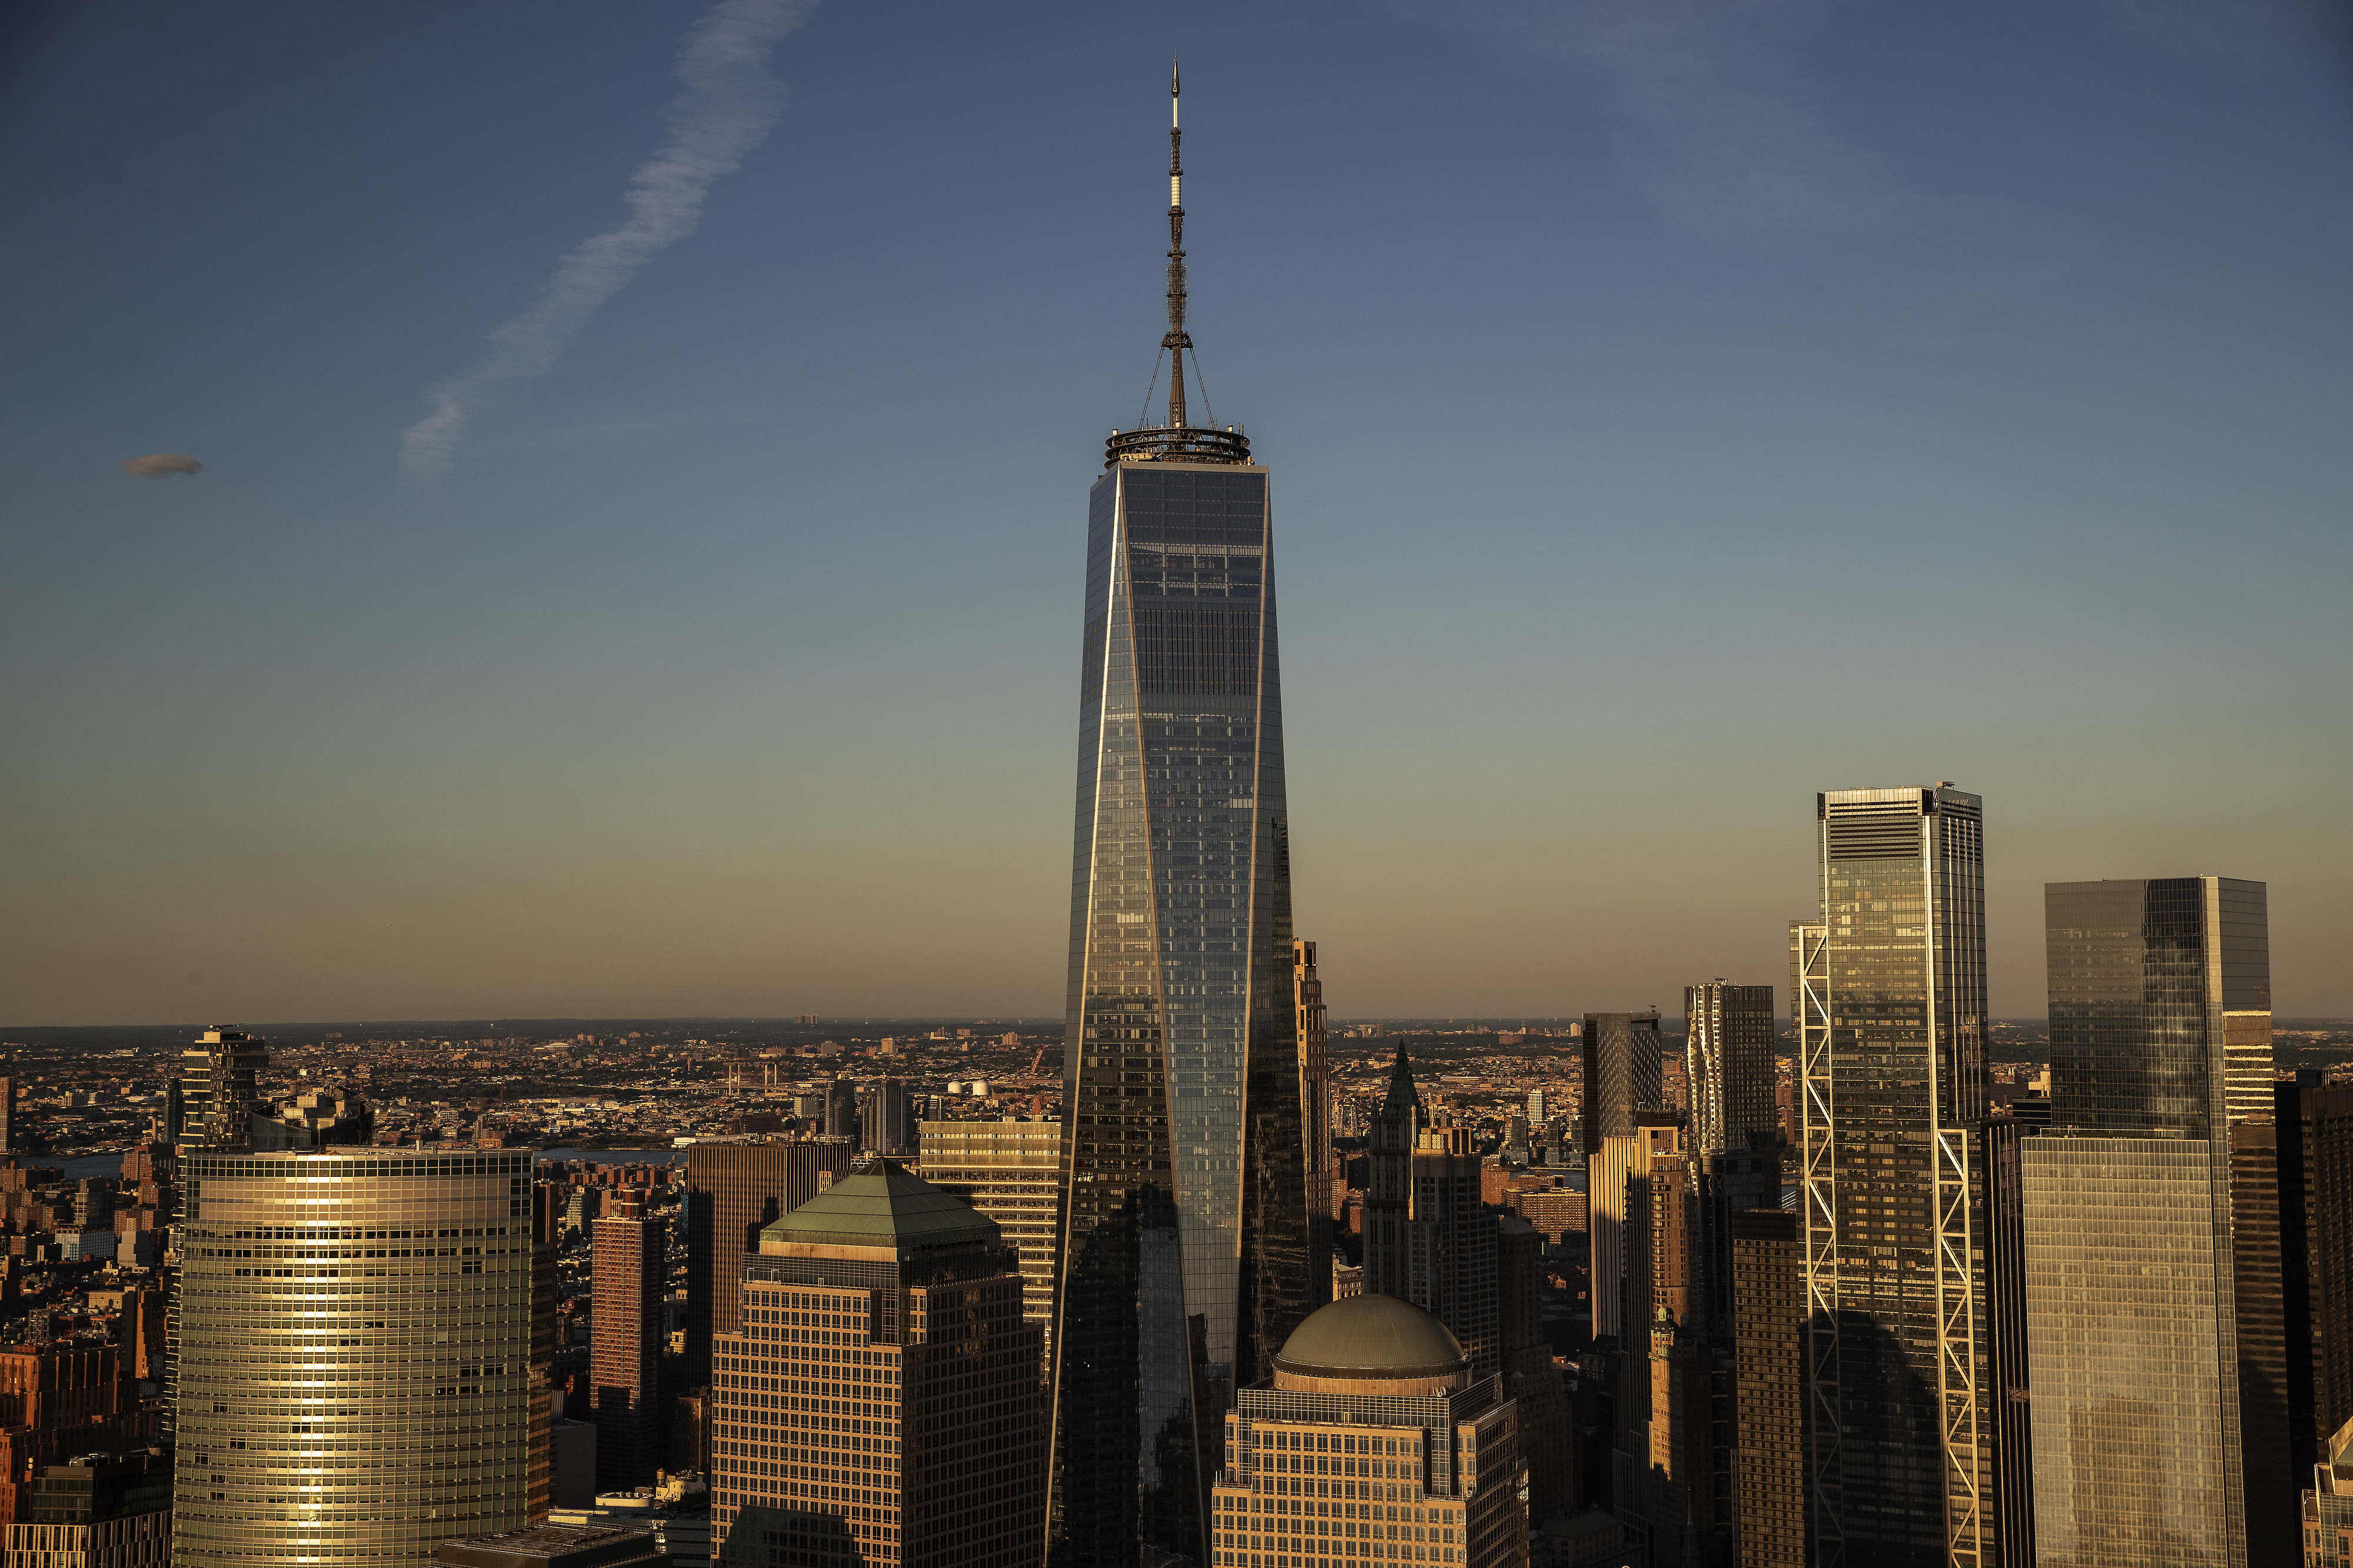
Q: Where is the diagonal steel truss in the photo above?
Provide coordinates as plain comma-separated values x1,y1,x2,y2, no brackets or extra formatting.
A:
1795,919,1842,1568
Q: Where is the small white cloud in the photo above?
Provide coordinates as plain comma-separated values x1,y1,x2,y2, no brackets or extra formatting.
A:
122,452,204,476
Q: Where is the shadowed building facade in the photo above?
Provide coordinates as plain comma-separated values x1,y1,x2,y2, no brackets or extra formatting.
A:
708,1160,1044,1567
915,1117,1062,1367
683,1138,854,1382
1047,64,1312,1568
1792,785,1992,1568
591,1197,666,1492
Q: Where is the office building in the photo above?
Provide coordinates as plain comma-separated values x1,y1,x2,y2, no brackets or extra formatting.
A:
0,1070,13,1156
591,1198,666,1492
822,1077,858,1146
1050,65,1312,1567
1732,1209,1804,1568
1210,1293,1525,1567
2032,876,2275,1566
708,1160,1044,1567
1580,1013,1663,1155
2,1450,169,1568
1498,1215,1572,1522
1298,938,1332,1309
682,1137,853,1377
858,1079,912,1158
1792,784,1992,1566
1587,1117,1682,1345
2282,1080,2353,1482
170,1145,546,1565
912,1117,1061,1363
1364,1053,1498,1380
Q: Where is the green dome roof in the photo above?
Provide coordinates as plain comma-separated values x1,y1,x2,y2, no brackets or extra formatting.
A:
759,1159,999,1252
1274,1293,1466,1379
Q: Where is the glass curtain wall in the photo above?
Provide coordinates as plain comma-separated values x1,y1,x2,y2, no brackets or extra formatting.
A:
1051,459,1311,1566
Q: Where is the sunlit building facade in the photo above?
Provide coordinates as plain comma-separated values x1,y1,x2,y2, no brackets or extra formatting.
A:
1048,453,1312,1562
169,1148,545,1566
1792,784,1992,1568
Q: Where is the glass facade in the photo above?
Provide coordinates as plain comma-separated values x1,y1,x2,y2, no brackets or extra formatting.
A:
1794,785,1991,1568
1051,458,1312,1566
2022,1137,2244,1567
170,1150,544,1566
2044,875,2286,1563
1579,1012,1662,1154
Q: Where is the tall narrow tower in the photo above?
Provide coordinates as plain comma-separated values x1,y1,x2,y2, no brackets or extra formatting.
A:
1793,785,1992,1568
1048,62,1312,1568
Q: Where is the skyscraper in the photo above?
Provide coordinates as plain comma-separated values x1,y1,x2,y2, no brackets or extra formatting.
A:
2029,876,2274,1566
915,1116,1064,1365
2279,1078,2353,1486
171,1146,546,1564
860,1078,914,1157
1049,64,1311,1567
682,1137,854,1378
1297,938,1332,1309
708,1160,1045,1567
1580,1012,1663,1155
1732,1208,1804,1568
1684,982,1777,1159
592,1196,667,1492
1792,784,1991,1567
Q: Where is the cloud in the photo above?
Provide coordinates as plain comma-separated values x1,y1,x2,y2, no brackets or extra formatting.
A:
399,0,814,490
1394,0,1891,238
122,452,204,476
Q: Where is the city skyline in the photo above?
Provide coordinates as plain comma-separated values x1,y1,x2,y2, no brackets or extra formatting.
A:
5,4,2350,1026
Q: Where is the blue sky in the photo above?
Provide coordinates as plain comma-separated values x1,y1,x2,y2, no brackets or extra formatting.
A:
4,0,2349,1025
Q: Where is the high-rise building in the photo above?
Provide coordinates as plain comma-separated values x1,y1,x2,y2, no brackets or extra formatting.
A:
2281,1079,2353,1484
2034,875,2277,1566
1363,1053,1498,1380
708,1160,1044,1567
859,1079,914,1157
171,1146,547,1565
1732,1208,1804,1568
1791,783,1992,1567
179,1027,268,1151
914,1116,1062,1364
1497,1214,1572,1521
1297,938,1332,1309
682,1137,854,1377
1049,64,1312,1567
0,1069,14,1156
1211,1294,1526,1568
1580,1012,1663,1155
1587,1116,1682,1346
592,1197,667,1492
824,1076,859,1147
1684,982,1777,1159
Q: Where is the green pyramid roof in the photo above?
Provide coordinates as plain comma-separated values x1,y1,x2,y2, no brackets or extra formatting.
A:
758,1159,1000,1252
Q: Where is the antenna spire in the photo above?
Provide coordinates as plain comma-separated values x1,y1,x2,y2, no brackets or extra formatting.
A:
1162,55,1189,429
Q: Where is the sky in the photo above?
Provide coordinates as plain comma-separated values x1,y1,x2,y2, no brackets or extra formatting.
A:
4,0,2351,1027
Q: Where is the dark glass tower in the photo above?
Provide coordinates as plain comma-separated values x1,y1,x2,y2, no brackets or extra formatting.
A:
1047,64,1312,1568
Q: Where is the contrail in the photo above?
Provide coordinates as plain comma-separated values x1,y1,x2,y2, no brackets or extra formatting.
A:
401,0,813,489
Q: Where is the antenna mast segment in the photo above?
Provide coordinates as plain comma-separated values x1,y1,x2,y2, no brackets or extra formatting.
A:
1164,59,1189,430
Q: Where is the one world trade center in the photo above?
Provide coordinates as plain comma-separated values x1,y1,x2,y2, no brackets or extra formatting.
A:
1046,62,1316,1568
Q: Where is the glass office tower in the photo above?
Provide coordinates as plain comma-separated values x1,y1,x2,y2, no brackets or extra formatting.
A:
1049,449,1311,1567
2027,876,2273,1567
1791,785,1991,1568
171,1149,544,1565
